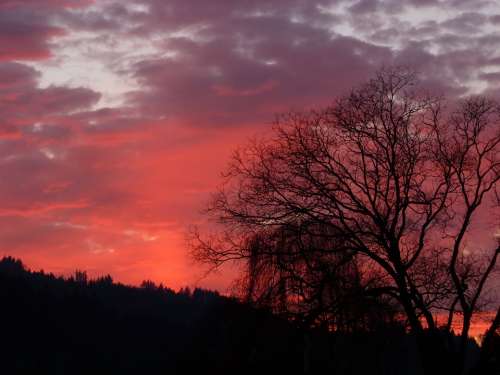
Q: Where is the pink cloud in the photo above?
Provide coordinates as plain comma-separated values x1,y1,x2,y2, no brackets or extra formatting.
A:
213,80,279,97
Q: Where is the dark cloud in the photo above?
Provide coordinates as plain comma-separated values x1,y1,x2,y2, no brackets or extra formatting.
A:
349,0,379,14
0,62,40,88
0,0,92,9
122,3,391,126
0,63,100,129
0,6,65,60
0,0,95,61
441,12,489,34
479,72,500,83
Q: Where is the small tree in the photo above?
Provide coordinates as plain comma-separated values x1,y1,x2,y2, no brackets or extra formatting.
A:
141,280,157,290
74,270,88,285
191,67,499,374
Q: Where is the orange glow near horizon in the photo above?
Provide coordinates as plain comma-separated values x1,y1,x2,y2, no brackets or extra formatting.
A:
431,312,497,344
0,122,258,291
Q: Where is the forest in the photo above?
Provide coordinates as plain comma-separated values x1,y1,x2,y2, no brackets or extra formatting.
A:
0,255,497,374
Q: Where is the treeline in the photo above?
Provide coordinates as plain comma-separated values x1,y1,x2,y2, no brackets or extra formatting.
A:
0,256,304,374
0,256,494,374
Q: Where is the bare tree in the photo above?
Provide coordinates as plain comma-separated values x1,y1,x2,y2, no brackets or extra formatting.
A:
191,67,500,374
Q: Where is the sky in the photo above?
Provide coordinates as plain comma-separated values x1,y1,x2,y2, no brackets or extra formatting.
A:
1,0,500,291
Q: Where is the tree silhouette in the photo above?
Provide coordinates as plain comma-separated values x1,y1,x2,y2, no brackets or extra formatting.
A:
74,270,88,284
191,67,499,374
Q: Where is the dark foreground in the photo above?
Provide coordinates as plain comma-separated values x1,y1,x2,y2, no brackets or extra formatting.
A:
0,257,496,374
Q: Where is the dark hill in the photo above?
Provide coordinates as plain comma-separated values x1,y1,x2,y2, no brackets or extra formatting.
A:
0,256,303,374
0,256,489,375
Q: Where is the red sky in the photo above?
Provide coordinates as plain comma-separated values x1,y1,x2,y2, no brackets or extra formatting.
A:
0,0,500,291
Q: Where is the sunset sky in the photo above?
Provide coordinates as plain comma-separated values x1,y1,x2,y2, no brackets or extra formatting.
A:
1,0,500,290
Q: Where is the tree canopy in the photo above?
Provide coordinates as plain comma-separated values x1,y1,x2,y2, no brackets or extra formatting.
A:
191,67,500,374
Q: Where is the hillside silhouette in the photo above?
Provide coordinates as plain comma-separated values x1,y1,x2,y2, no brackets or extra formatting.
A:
0,256,306,374
0,256,495,375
